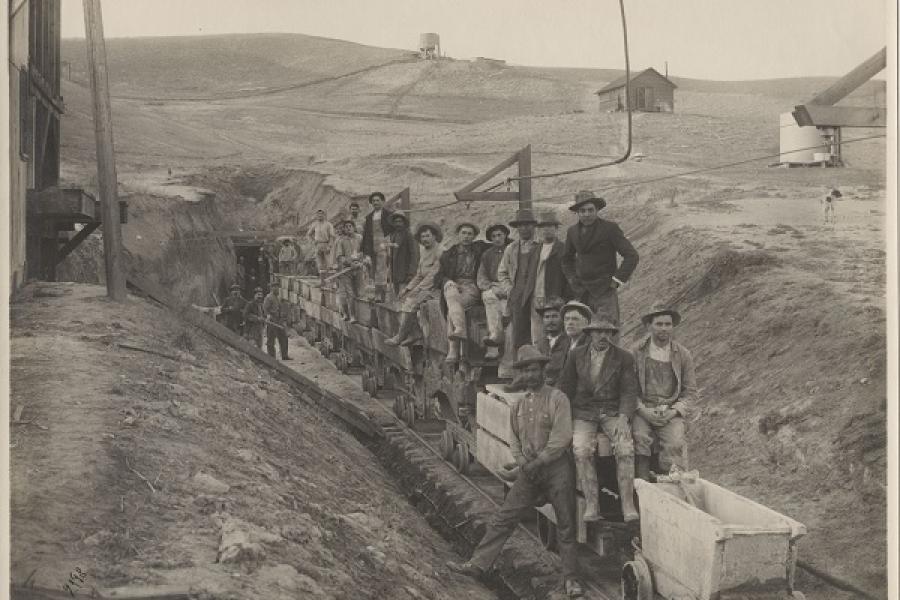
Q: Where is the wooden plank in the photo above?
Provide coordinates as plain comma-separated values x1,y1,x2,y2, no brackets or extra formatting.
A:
26,187,96,220
809,47,886,106
454,192,520,203
371,328,413,370
517,144,532,209
792,104,886,128
454,147,523,195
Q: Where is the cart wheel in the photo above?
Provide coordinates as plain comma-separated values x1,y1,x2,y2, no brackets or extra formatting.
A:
622,555,653,600
439,430,455,460
536,513,558,551
455,442,471,475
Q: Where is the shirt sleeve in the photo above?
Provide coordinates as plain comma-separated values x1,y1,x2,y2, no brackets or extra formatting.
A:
611,223,639,283
508,402,525,465
532,390,573,466
673,345,698,417
497,245,513,294
618,351,639,418
561,229,579,289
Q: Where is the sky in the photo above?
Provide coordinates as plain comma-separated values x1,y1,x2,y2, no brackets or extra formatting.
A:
60,0,890,80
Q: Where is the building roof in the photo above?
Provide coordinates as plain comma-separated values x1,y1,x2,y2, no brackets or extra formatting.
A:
596,67,677,94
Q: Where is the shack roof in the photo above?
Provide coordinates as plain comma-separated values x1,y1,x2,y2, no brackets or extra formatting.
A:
596,67,677,94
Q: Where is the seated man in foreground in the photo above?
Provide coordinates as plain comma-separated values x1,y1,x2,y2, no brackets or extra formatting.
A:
446,345,583,598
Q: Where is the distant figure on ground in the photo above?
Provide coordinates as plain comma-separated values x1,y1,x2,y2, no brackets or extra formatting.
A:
434,222,489,363
822,188,840,226
221,284,247,334
278,239,298,275
385,223,444,347
558,315,639,522
263,283,292,360
631,303,696,479
361,192,394,299
387,212,419,298
562,190,638,329
308,209,336,282
497,209,540,358
477,223,510,359
243,287,266,348
334,220,366,323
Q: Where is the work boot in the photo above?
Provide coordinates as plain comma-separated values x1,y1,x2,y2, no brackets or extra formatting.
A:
576,457,602,522
399,319,423,347
445,340,460,364
447,299,468,341
446,561,484,579
484,346,500,359
565,578,585,598
635,455,652,481
617,456,639,522
385,313,414,346
482,332,503,347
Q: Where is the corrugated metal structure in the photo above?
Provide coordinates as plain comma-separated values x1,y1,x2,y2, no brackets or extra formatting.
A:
596,67,676,113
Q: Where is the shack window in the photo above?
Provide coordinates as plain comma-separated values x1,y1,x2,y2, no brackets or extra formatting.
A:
19,67,33,161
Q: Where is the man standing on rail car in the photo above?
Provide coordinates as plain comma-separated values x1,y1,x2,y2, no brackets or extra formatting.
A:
497,208,541,358
385,222,444,347
532,211,570,343
278,238,298,275
243,287,266,349
334,220,366,323
386,212,419,298
477,223,511,359
631,303,696,479
308,209,336,283
221,284,247,334
361,192,394,300
558,315,639,522
434,222,490,363
446,344,584,598
263,282,292,361
561,191,638,329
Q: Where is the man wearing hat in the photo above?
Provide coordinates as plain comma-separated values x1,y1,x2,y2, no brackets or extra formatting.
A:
631,303,697,479
433,222,489,362
348,200,363,233
476,223,511,357
532,210,571,344
497,208,541,357
221,284,247,334
242,287,266,349
558,315,639,522
533,297,570,386
263,282,292,361
447,345,583,598
386,212,419,297
561,191,638,328
334,219,366,323
360,192,394,298
307,209,336,283
386,222,445,346
278,238,298,275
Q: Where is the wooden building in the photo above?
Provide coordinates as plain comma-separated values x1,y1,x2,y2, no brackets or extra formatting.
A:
596,67,677,113
8,0,113,295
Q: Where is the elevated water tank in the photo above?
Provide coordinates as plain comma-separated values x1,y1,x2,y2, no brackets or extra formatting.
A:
779,112,827,164
419,33,440,59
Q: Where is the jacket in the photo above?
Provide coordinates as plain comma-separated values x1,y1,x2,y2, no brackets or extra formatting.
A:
433,241,490,289
631,336,697,417
537,331,588,386
404,243,444,295
496,239,541,296
390,229,419,286
360,208,394,259
535,240,571,300
557,343,638,421
476,245,507,292
561,219,638,295
263,293,292,325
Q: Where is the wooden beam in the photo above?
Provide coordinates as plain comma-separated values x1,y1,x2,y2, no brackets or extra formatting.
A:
517,144,532,210
56,222,100,264
83,0,126,300
454,192,520,203
792,104,887,128
454,147,525,196
809,47,886,106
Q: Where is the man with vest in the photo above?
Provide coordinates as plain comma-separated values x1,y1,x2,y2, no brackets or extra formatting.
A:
561,191,638,328
631,303,697,479
242,287,266,349
477,223,511,359
263,283,292,361
558,315,639,522
497,209,541,359
221,284,247,334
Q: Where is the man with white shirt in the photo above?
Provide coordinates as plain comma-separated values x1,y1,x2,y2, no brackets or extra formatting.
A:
631,303,697,479
531,211,570,344
497,209,541,357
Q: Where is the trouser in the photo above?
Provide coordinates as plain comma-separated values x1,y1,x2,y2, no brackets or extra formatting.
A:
337,271,362,318
443,280,480,337
509,296,534,355
470,454,578,579
573,416,636,518
266,324,289,359
278,260,293,275
246,326,263,349
632,412,685,473
315,243,331,274
573,417,633,460
481,287,507,340
530,295,544,345
578,286,620,328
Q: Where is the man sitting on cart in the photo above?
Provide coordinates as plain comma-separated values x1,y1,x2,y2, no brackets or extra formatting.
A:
447,344,583,598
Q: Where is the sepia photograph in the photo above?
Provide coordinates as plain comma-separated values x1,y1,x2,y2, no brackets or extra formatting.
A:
4,1,897,599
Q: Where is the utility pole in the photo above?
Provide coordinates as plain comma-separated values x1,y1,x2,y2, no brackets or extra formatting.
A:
83,0,126,300
517,144,532,210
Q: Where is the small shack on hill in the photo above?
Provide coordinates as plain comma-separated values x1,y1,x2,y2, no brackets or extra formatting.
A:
596,67,677,112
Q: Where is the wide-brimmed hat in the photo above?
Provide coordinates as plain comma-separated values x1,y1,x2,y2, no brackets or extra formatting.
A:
537,210,560,226
391,212,410,225
415,222,443,243
253,287,264,294
561,300,592,321
349,201,360,209
456,222,480,236
513,344,551,369
534,296,565,315
570,190,607,212
338,218,356,229
485,223,510,240
583,315,619,334
230,283,241,291
641,302,682,326
509,209,538,227
369,191,386,204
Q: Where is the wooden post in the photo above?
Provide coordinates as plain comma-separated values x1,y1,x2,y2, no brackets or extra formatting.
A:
517,144,532,210
83,0,126,300
398,187,411,212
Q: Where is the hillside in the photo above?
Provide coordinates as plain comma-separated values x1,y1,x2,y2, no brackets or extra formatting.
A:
52,32,888,599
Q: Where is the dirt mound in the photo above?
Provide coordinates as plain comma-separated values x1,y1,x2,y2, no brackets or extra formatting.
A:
10,283,495,600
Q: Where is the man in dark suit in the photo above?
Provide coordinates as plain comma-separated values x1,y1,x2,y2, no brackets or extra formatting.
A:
561,190,638,328
386,212,419,297
558,315,639,522
360,192,393,299
533,297,565,385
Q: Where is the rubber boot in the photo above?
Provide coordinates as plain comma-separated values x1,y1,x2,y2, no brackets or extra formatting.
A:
445,340,460,363
484,346,500,359
447,298,468,341
576,458,602,522
617,456,639,522
385,312,413,346
635,455,652,481
400,318,423,347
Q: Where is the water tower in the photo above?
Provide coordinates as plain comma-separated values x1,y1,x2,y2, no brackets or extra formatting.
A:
419,33,440,60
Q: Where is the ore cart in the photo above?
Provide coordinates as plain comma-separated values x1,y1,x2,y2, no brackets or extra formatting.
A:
623,478,807,600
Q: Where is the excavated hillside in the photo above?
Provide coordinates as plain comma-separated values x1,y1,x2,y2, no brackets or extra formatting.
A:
48,33,889,599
